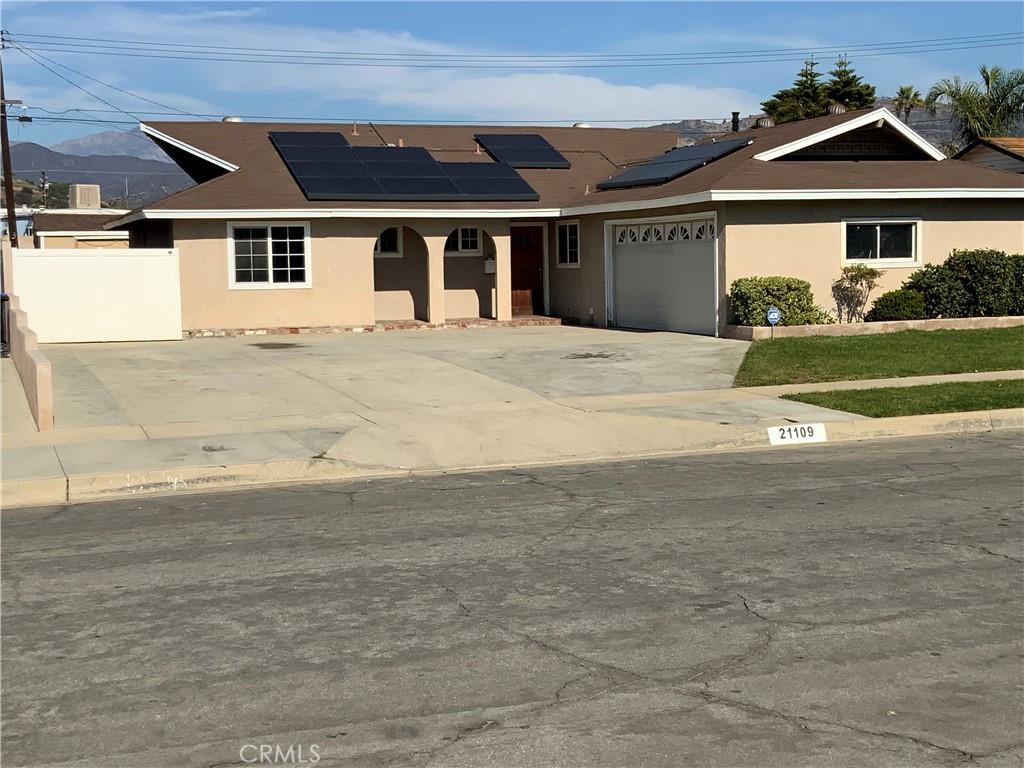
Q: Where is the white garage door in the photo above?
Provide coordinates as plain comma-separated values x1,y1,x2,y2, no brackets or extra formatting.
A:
611,217,717,335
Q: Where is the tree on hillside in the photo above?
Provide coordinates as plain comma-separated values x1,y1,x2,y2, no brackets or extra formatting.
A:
824,56,876,111
893,85,924,122
761,59,827,123
927,65,1024,149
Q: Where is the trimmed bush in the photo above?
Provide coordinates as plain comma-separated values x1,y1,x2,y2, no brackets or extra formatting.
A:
904,249,1023,319
904,264,971,319
865,289,926,322
728,276,831,326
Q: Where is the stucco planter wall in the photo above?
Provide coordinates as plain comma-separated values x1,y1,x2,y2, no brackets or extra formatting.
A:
723,315,1024,341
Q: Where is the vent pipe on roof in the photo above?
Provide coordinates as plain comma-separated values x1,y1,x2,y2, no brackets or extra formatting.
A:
351,123,360,136
755,116,775,129
828,103,847,115
222,116,241,122
398,137,405,148
731,112,740,132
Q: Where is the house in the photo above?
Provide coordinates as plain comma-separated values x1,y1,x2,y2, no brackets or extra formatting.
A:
33,212,130,249
33,186,129,249
954,137,1024,175
106,107,1023,336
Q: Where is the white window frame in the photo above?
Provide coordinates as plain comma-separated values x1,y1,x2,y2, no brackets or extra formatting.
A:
841,217,922,268
373,226,404,258
444,226,482,256
227,221,312,290
557,220,581,269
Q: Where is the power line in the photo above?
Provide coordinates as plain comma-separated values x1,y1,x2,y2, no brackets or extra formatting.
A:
8,45,212,121
4,34,1020,69
6,42,137,128
7,30,1021,61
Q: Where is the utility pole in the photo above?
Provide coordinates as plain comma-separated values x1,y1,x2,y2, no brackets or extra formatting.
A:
40,170,47,207
1,52,19,249
0,47,19,357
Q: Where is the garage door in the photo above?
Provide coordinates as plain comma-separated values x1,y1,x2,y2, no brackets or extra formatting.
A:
611,217,717,335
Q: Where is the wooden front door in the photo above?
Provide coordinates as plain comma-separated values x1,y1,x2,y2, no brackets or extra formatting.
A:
511,226,545,315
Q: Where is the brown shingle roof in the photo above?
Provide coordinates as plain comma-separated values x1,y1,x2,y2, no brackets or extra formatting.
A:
33,212,125,231
137,110,1023,214
981,137,1024,157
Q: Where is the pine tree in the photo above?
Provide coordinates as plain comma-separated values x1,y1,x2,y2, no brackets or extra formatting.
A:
761,59,828,123
824,56,876,111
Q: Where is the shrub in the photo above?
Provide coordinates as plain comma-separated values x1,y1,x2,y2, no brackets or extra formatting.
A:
904,264,971,318
1011,253,1024,316
832,264,883,322
865,289,926,322
943,249,1018,317
728,276,831,326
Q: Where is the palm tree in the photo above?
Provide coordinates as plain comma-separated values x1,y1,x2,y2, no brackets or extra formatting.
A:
926,65,1024,150
892,85,923,122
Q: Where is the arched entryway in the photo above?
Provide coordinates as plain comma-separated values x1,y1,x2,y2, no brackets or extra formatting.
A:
442,226,497,320
372,226,430,322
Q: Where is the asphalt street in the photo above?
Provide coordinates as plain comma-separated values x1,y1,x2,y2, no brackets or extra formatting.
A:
2,433,1023,767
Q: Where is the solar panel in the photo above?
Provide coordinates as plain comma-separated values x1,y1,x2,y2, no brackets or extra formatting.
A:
270,132,540,201
596,137,752,190
474,134,571,169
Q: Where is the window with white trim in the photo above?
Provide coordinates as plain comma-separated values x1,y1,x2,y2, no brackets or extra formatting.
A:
557,221,580,267
444,227,481,254
845,221,917,263
374,227,402,257
231,224,309,287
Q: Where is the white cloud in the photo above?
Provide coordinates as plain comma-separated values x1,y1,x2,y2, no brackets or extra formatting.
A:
5,4,762,124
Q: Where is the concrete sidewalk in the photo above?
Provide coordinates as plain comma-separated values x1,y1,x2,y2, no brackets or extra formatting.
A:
4,371,1022,508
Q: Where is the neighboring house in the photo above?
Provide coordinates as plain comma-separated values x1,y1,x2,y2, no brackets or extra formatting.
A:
954,137,1024,175
107,107,1023,336
33,212,130,249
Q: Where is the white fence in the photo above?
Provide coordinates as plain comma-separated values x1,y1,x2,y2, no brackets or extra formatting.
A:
12,248,182,343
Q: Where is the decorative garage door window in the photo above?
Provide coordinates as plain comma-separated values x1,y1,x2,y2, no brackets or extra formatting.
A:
615,218,715,246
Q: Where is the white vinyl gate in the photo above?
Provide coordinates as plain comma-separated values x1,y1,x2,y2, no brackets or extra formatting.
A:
12,248,182,343
609,217,717,335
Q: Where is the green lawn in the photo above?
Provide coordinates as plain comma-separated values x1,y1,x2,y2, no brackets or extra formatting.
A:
734,327,1024,387
782,379,1024,418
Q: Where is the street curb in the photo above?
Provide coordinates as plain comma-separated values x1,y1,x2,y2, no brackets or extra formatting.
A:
3,408,1021,509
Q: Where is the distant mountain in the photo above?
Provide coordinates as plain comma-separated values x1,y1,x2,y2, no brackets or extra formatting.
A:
11,142,191,206
52,129,172,162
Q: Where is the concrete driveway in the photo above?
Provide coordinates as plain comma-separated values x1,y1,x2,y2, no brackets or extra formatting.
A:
3,327,864,504
38,326,753,429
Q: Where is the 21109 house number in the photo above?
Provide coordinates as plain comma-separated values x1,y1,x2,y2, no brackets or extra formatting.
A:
767,423,828,446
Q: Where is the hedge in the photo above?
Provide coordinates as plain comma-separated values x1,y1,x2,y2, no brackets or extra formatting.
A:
904,249,1024,319
865,289,926,322
728,276,831,326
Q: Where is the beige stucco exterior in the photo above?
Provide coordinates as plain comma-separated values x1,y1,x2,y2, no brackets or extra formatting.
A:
36,234,129,249
172,218,512,331
544,198,1023,333
722,199,1024,320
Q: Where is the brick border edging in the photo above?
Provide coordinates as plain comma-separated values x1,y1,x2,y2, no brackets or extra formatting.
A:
184,316,563,338
7,293,54,432
723,315,1024,341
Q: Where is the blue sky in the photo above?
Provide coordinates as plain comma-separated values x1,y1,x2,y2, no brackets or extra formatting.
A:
3,1,1023,146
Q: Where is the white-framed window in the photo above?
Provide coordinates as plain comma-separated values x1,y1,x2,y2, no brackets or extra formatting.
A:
374,227,403,258
557,220,580,268
445,227,481,255
227,222,311,289
843,219,920,267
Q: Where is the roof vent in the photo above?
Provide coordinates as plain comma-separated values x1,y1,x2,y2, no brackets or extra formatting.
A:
828,103,847,115
755,116,775,129
572,122,592,129
222,116,242,123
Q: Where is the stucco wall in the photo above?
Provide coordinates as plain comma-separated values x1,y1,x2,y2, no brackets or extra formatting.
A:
547,202,724,326
722,199,1024,320
37,235,129,249
173,218,508,330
